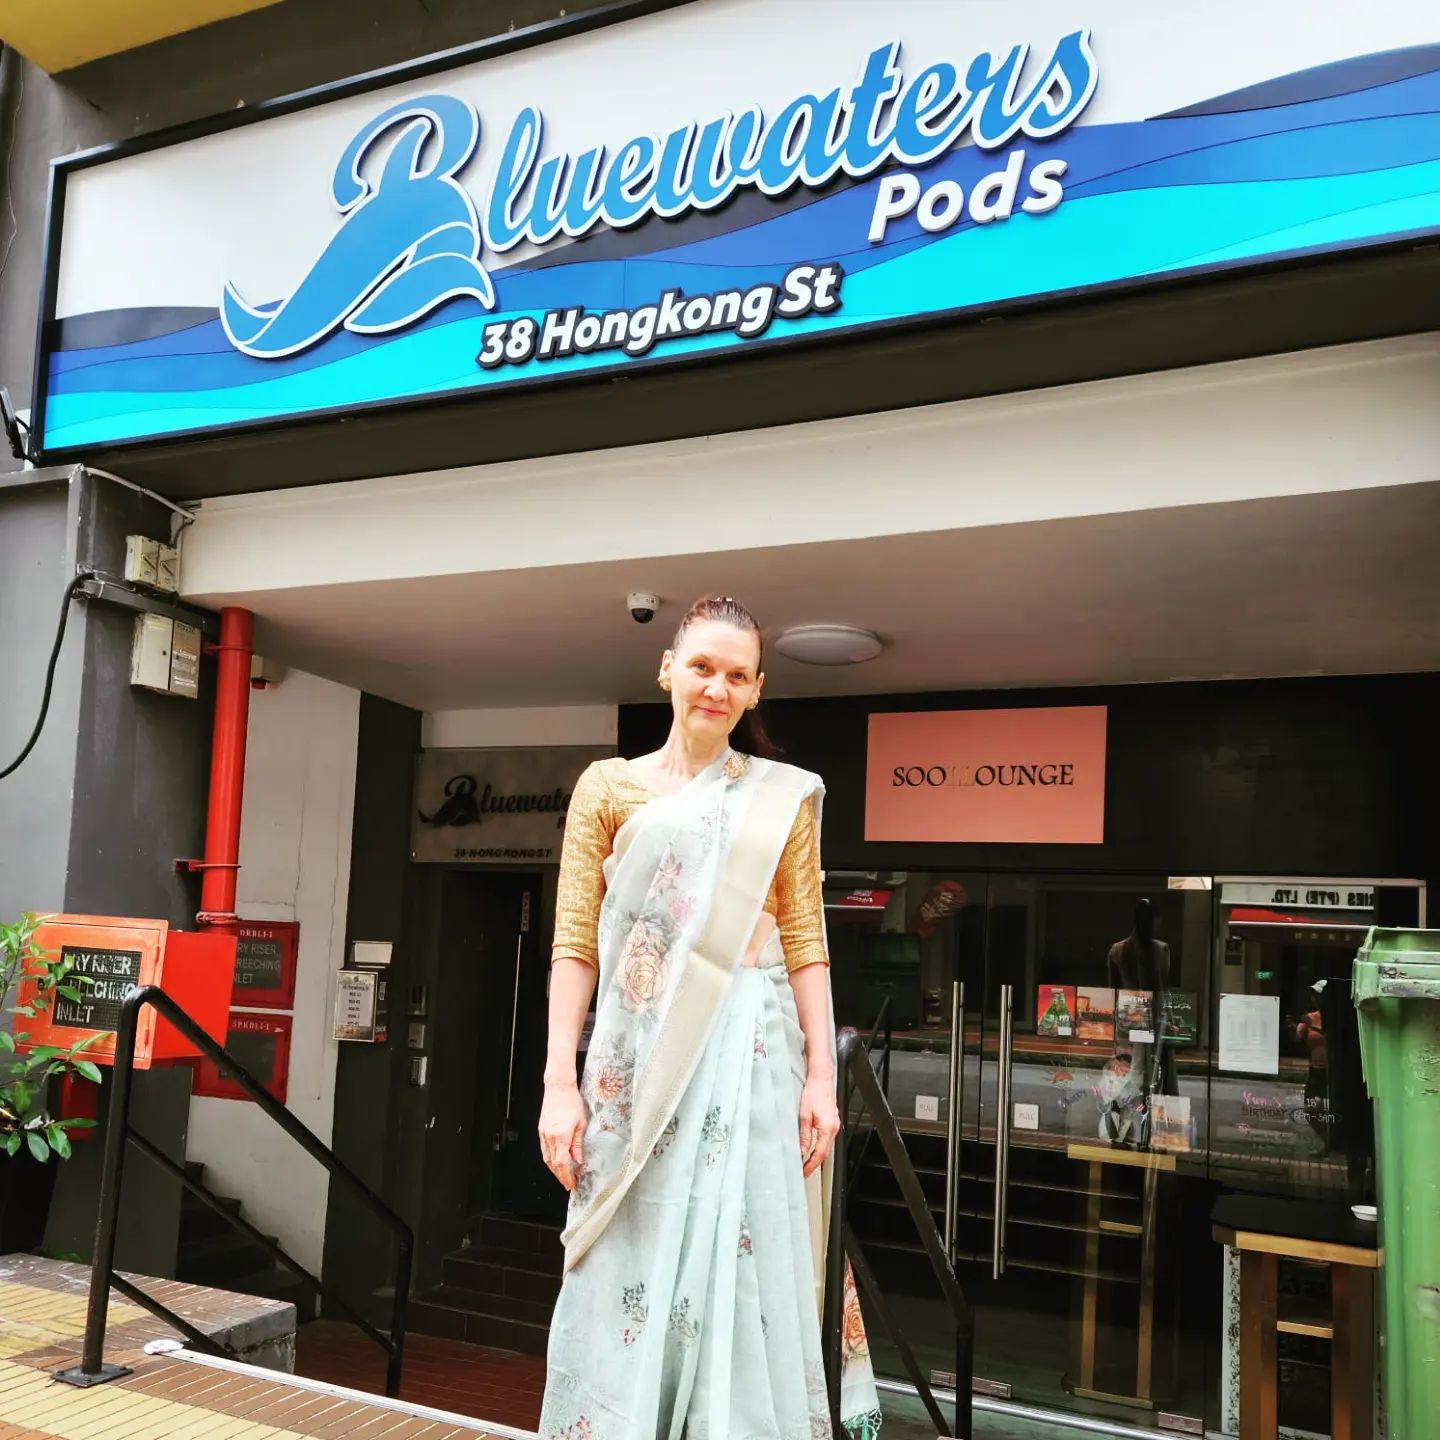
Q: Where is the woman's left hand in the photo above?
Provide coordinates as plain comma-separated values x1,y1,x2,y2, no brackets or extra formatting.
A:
798,1070,840,1178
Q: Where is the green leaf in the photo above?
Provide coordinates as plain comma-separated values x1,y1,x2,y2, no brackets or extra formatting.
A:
3,1133,20,1157
72,1061,103,1084
68,1033,103,1054
58,1117,96,1131
25,1131,48,1163
0,1033,14,1053
56,987,84,1002
45,1126,71,1160
27,1046,63,1062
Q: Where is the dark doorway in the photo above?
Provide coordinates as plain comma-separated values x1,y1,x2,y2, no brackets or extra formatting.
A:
421,868,548,1248
488,870,567,1223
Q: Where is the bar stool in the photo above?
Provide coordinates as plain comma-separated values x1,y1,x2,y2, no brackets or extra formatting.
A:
1211,1195,1378,1440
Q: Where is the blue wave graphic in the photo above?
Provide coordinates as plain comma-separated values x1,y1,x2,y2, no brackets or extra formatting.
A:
43,51,1440,449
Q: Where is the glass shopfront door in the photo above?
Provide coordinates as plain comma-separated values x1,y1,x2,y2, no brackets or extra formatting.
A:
828,870,1217,1435
963,874,1216,1432
829,869,1425,1437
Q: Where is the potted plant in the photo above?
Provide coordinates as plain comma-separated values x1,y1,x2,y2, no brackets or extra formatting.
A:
1,913,101,1252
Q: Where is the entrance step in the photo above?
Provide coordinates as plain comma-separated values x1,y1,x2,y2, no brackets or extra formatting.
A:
445,1249,563,1302
411,1216,562,1352
409,1289,552,1354
476,1214,564,1259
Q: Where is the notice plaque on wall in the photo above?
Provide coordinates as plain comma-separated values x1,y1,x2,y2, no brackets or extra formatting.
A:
234,919,299,1009
192,1012,294,1103
52,947,143,1032
333,970,379,1041
411,746,611,864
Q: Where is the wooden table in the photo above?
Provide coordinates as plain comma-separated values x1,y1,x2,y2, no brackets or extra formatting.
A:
1067,1140,1177,1409
1211,1195,1378,1440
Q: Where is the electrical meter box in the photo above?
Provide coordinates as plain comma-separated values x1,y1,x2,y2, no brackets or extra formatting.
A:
15,914,235,1069
130,614,201,698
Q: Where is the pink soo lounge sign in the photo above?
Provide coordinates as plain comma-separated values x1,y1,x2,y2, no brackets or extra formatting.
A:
866,706,1107,844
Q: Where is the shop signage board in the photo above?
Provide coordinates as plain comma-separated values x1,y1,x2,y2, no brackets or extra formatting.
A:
411,746,610,863
1219,881,1377,911
31,0,1440,457
865,705,1106,844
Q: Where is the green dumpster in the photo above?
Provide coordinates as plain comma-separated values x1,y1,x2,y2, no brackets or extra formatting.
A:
1353,927,1440,1439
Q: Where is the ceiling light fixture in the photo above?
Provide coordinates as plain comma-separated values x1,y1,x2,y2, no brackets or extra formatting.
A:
773,624,885,666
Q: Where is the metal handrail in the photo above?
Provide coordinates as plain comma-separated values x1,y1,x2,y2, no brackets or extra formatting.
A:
844,997,892,1192
56,985,414,1396
824,1026,974,1440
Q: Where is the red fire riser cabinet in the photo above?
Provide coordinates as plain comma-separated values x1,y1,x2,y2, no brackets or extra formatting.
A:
16,914,235,1069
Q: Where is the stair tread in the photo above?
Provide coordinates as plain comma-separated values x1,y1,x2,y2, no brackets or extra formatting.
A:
181,1191,243,1212
418,1285,553,1323
454,1242,563,1275
476,1215,563,1252
179,1229,279,1258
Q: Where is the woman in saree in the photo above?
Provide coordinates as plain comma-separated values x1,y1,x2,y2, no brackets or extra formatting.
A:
537,596,882,1440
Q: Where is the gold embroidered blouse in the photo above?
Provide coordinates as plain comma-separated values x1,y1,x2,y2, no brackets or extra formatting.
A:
552,757,828,972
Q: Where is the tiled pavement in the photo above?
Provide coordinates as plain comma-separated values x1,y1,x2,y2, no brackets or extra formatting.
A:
0,1262,501,1440
0,1263,1121,1440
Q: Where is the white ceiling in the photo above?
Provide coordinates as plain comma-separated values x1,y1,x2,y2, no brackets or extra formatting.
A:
244,481,1440,713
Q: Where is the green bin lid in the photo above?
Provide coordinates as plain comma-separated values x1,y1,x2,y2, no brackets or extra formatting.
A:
1354,927,1440,1006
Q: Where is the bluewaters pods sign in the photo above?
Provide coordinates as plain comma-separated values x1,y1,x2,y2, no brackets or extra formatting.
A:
35,0,1440,455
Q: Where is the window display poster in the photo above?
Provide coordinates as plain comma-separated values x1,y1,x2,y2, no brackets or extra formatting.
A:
1075,986,1115,1040
1117,989,1155,1043
1219,993,1281,1075
1036,984,1077,1038
1161,990,1198,1045
1151,1094,1193,1152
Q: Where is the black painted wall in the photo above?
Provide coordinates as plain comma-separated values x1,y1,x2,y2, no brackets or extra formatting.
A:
322,692,422,1318
620,675,1440,890
0,469,83,920
64,474,214,926
23,470,217,1279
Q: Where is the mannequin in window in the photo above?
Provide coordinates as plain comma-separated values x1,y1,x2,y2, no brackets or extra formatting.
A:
1102,899,1173,1142
1107,898,1170,993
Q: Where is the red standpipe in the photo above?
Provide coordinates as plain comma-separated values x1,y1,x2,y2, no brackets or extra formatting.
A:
197,606,254,932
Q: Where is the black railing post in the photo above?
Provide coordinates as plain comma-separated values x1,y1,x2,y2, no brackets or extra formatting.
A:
824,1030,854,1433
54,984,415,1395
387,1230,413,1398
56,992,145,1386
955,1311,973,1440
825,1023,976,1438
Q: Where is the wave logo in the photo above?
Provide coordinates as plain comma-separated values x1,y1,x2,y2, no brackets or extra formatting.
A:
221,94,494,359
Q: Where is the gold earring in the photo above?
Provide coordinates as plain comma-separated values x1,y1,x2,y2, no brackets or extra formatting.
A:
658,677,672,693
747,696,759,710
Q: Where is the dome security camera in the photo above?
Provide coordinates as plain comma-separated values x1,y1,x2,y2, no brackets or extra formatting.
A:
627,591,660,624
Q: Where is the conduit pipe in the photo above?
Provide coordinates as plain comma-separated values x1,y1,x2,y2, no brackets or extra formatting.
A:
196,607,253,931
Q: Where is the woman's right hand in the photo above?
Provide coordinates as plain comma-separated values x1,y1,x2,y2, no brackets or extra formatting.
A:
538,1079,588,1191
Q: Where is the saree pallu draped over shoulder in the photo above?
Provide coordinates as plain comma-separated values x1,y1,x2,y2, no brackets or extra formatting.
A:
540,751,882,1440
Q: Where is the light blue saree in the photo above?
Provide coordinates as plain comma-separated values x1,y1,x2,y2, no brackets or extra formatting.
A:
540,750,881,1440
